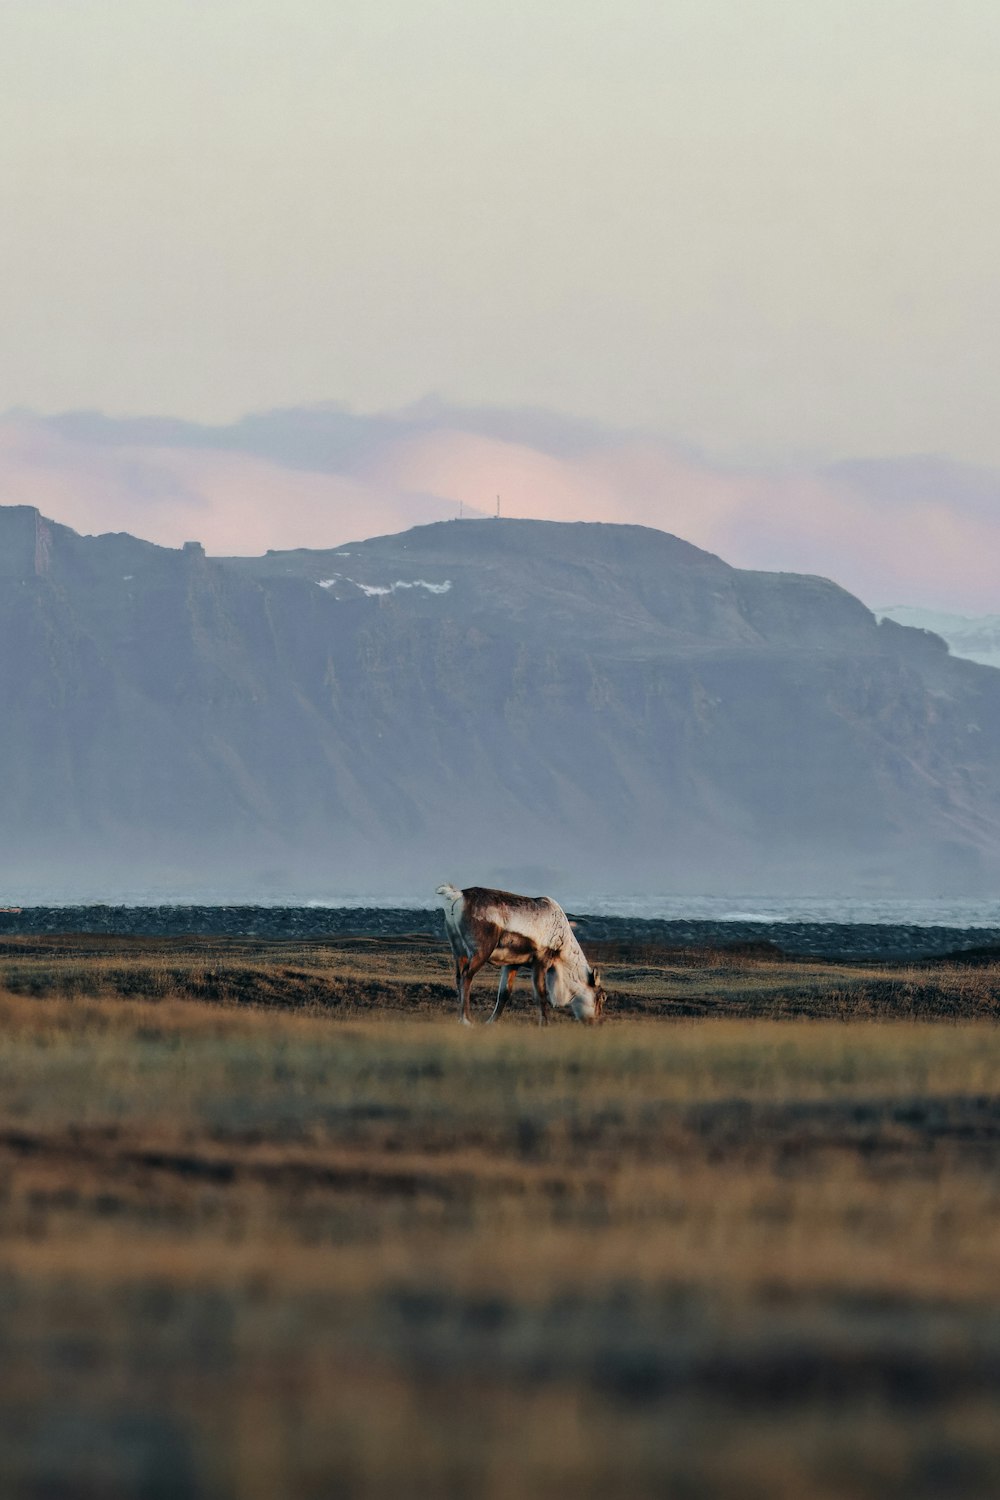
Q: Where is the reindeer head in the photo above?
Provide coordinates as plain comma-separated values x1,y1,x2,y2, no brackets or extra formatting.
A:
567,965,606,1024
546,956,607,1023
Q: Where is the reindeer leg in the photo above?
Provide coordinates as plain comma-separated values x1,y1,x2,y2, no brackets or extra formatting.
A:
487,965,516,1024
448,921,503,1026
456,955,475,1025
531,961,552,1028
458,945,497,1025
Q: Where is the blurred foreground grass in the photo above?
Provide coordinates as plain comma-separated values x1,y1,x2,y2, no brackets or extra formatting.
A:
0,937,998,1497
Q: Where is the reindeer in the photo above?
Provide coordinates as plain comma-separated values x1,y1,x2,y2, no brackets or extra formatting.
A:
436,884,606,1026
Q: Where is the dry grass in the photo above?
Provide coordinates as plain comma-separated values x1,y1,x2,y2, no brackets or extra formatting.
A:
0,937,999,1497
3,929,1000,1020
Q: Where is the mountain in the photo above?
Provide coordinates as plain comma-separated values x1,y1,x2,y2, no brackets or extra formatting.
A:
2,504,1000,899
877,606,1000,671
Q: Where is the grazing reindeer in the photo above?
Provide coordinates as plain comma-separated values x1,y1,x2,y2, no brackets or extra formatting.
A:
436,884,606,1026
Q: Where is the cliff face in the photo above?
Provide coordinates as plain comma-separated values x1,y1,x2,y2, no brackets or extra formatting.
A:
1,508,999,896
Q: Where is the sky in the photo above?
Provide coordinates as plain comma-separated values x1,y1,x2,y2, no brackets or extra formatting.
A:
1,2,999,609
3,1,1000,460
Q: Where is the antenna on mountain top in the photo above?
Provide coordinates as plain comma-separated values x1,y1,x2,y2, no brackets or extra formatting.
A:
496,495,501,519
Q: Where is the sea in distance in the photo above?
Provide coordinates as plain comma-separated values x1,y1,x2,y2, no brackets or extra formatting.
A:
2,885,999,930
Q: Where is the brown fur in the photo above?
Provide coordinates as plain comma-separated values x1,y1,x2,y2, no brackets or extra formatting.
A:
437,884,605,1026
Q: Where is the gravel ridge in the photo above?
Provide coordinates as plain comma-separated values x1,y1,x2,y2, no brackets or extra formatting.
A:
1,906,999,962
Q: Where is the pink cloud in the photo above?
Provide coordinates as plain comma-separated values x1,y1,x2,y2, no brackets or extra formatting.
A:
367,429,1000,610
0,417,457,555
0,413,996,612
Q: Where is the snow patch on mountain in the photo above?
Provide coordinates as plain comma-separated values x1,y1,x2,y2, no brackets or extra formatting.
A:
316,575,452,598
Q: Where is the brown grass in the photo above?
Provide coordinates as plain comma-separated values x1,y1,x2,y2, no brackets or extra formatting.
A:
3,929,1000,1020
0,937,999,1497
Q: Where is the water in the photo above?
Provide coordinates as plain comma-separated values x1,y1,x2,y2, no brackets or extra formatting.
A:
307,892,1000,929
559,893,1000,928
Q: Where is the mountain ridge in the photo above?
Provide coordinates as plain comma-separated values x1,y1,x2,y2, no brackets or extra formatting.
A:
5,402,1000,610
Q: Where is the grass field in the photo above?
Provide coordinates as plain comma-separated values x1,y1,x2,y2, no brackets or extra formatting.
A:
0,935,999,1498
